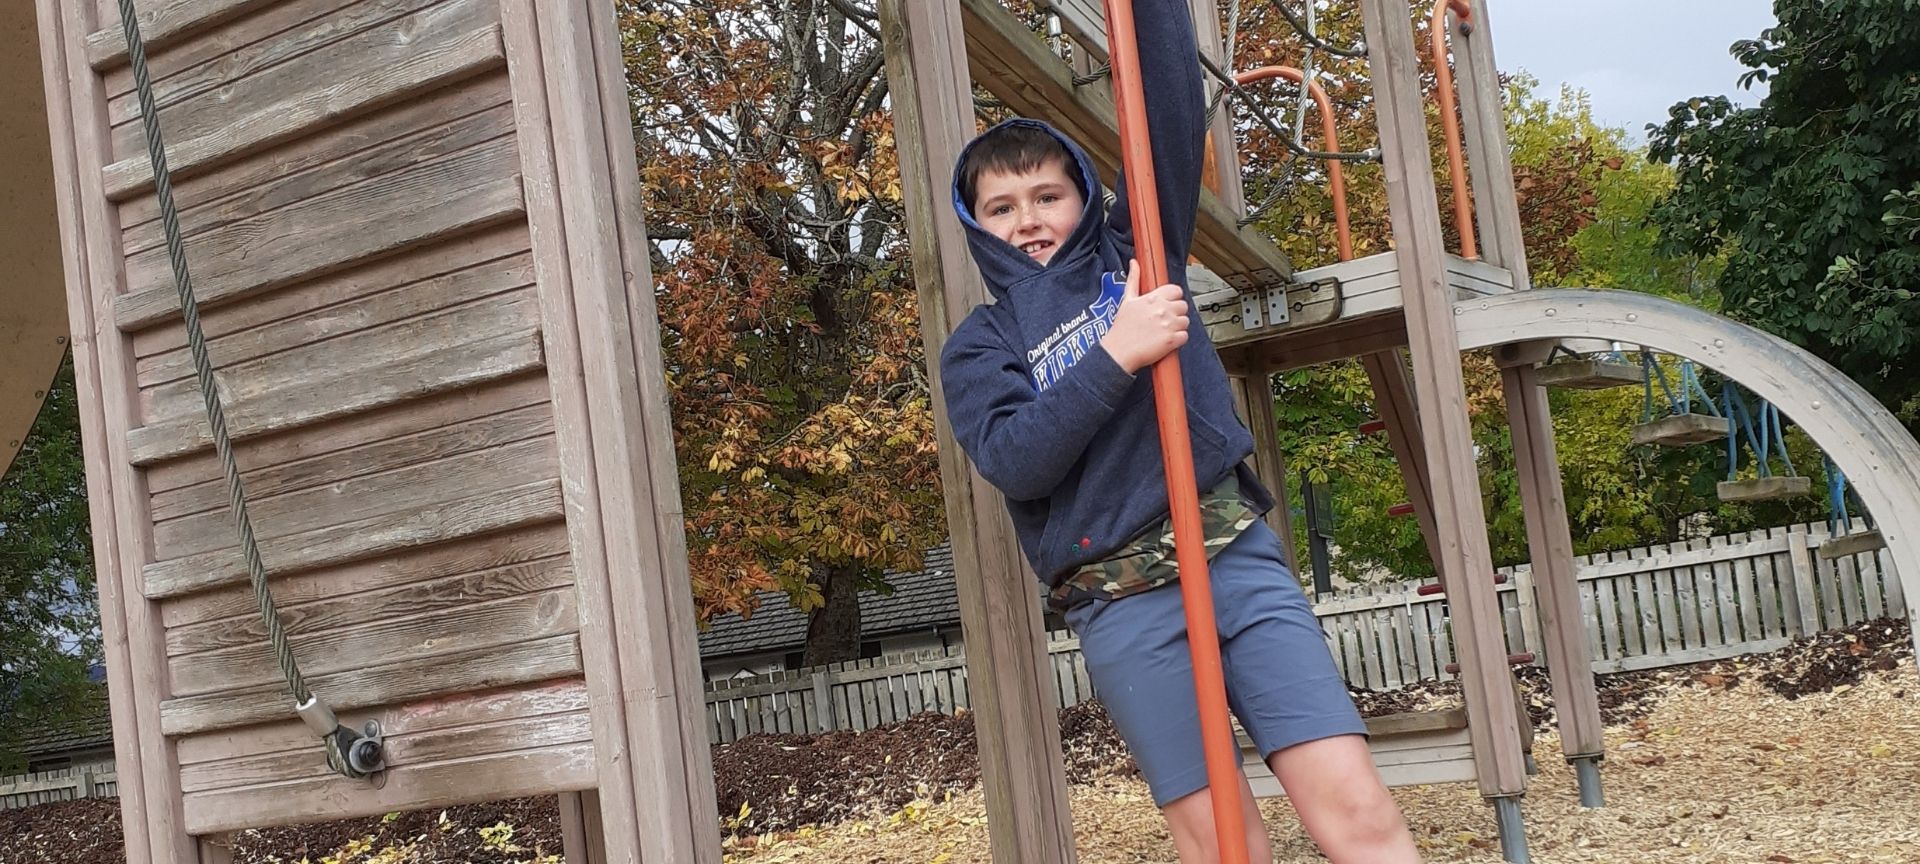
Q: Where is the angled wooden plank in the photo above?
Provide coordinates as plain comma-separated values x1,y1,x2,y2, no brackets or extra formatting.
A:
101,2,506,199
122,104,517,261
116,138,525,330
184,741,594,835
160,633,582,737
150,399,550,524
170,587,576,696
167,552,571,656
86,0,278,69
128,325,544,466
143,477,565,599
104,0,453,127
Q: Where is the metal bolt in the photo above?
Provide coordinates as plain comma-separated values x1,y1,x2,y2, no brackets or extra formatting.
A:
1811,401,1823,410
1626,313,1638,322
1714,339,1725,348
1545,308,1557,317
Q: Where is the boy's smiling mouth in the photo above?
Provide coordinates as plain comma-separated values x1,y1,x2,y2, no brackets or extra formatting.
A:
1020,239,1055,257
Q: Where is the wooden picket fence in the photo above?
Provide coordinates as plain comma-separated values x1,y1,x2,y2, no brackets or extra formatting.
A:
0,762,117,811
705,520,1906,742
7,522,1902,785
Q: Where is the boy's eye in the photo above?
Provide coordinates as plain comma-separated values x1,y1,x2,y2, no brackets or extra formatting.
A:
1040,194,1058,204
991,204,1011,216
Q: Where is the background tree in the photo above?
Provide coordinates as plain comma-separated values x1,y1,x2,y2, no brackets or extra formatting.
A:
0,357,101,772
620,0,943,665
1647,0,1920,432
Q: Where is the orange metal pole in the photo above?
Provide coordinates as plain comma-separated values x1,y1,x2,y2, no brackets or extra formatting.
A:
1101,1,1249,860
1430,0,1478,259
1234,66,1352,261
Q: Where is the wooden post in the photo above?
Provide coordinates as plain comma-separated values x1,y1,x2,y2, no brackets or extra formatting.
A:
1190,0,1246,217
46,0,190,858
1449,0,1607,768
1788,530,1822,635
1357,0,1529,803
558,791,604,864
1360,350,1445,577
878,1,1077,861
1233,362,1299,572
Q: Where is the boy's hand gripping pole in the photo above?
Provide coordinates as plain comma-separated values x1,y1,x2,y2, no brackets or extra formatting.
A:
1101,1,1251,861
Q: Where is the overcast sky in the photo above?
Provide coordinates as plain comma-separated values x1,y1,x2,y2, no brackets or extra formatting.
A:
1485,1,1779,141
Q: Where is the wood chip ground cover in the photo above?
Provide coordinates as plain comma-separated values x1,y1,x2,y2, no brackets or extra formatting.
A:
3,618,1913,863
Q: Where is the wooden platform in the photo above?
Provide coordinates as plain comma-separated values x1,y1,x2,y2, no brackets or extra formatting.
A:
1631,413,1731,447
1197,251,1516,373
1244,708,1475,797
1718,476,1814,503
1536,357,1645,390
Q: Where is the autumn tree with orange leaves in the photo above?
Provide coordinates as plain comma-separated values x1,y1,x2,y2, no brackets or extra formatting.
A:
621,0,944,664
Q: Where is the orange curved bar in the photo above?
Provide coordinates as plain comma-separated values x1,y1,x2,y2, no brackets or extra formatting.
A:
1430,0,1477,259
1101,1,1250,861
1235,66,1353,262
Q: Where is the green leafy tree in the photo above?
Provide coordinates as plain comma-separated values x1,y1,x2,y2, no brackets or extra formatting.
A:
1647,0,1920,428
0,357,101,772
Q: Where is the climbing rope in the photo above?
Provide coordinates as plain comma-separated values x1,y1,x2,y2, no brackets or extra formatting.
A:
1265,0,1367,57
116,0,383,780
1721,384,1795,482
1638,352,1719,423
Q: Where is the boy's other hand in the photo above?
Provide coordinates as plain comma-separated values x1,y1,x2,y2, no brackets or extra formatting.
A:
1100,259,1190,375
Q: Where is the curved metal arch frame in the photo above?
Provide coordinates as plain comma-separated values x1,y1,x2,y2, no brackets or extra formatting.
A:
1455,289,1920,661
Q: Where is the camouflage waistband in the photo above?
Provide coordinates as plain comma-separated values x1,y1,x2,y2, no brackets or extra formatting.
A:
1048,474,1258,613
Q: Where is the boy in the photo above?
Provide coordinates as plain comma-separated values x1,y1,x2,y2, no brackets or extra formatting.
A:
936,2,1424,861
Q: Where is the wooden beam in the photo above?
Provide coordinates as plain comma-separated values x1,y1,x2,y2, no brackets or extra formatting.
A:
1358,0,1529,800
879,2,1076,861
959,0,1292,287
1232,360,1297,573
1189,0,1245,217
1360,351,1445,578
1453,0,1606,769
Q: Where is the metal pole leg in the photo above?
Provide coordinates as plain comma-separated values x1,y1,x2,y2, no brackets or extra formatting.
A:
1493,796,1530,864
1572,756,1605,808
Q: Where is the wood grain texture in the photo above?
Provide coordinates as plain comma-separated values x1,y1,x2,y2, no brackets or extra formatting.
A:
104,0,453,126
160,633,582,736
101,0,506,199
144,476,565,600
168,555,571,666
115,135,525,331
151,401,550,523
170,586,576,695
116,83,513,237
184,741,594,835
87,0,280,70
128,323,544,466
120,104,516,261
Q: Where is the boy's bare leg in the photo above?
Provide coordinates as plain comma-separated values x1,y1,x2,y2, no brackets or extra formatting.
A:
1161,771,1274,864
1267,734,1423,862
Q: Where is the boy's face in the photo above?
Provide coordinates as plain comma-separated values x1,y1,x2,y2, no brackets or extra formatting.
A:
971,158,1084,266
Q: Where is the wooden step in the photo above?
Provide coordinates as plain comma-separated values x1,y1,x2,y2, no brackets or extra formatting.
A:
1717,476,1813,502
1817,530,1886,560
1631,413,1731,447
1536,358,1646,390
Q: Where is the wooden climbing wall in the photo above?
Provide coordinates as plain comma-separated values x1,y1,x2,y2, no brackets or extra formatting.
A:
34,0,720,860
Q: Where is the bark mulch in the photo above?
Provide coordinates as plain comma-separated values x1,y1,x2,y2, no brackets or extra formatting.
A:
3,617,1909,863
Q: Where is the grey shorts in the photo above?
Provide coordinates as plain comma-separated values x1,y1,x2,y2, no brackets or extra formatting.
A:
1064,519,1368,807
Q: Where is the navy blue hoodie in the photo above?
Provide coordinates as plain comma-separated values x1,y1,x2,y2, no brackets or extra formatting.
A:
938,0,1274,591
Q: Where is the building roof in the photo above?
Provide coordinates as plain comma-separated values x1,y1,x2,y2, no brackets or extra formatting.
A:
696,544,961,659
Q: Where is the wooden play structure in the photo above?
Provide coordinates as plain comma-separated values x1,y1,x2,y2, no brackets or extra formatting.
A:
3,0,1916,862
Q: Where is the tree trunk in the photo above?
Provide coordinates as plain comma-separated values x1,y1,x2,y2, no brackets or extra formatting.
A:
802,563,863,667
